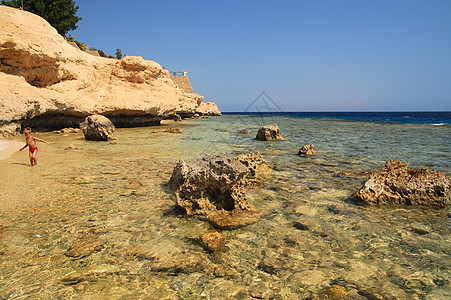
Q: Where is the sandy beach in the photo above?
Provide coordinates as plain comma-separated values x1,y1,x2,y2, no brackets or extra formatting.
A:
0,139,23,161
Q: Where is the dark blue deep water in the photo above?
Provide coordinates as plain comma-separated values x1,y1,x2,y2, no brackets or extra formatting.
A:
223,111,451,125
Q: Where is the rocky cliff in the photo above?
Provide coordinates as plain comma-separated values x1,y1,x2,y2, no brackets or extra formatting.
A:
0,6,220,136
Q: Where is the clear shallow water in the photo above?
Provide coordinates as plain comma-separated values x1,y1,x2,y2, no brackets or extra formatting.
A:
0,115,450,299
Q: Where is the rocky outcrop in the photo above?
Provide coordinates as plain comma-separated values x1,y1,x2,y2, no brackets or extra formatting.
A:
352,160,451,207
196,102,222,116
169,152,271,228
298,144,315,155
79,114,115,141
0,6,220,136
256,124,284,141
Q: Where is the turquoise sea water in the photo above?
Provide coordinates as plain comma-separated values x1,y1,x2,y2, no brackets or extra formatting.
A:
0,114,450,299
223,111,451,125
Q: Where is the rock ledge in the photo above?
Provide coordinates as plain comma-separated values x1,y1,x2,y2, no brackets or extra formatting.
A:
352,160,451,207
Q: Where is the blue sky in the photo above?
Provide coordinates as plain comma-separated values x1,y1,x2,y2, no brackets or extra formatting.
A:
71,0,451,111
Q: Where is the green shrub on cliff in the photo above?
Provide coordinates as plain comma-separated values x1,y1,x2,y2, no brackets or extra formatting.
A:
73,40,88,51
115,49,123,59
1,0,82,36
97,50,107,58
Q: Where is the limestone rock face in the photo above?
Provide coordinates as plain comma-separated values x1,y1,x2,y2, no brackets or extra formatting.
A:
0,6,220,136
80,115,115,141
169,152,271,228
256,124,284,141
298,144,315,155
352,160,451,207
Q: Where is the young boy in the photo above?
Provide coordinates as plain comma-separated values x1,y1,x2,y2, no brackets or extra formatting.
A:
19,127,49,166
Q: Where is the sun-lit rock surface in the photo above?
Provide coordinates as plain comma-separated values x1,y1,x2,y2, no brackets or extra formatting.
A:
0,6,220,136
352,160,451,207
169,151,272,228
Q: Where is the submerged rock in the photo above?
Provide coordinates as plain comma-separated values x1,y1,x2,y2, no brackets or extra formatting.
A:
208,210,271,229
258,257,283,275
256,123,284,141
149,253,203,273
79,114,115,141
60,264,120,285
352,160,451,207
336,171,373,178
318,285,351,300
65,236,104,258
293,222,309,231
298,144,315,155
166,127,183,133
169,151,271,228
198,230,226,252
52,127,81,134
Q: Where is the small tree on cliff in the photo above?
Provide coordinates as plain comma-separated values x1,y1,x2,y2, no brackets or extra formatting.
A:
115,49,123,59
1,0,82,36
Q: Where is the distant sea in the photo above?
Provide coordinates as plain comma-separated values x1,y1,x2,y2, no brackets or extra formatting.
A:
223,111,451,125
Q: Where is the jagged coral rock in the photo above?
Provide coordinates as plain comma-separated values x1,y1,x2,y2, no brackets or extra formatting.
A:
352,160,451,207
169,152,271,228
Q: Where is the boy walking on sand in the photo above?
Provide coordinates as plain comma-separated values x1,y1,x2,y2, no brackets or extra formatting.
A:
19,127,49,166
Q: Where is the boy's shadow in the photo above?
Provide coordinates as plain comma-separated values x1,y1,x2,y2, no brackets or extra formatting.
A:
12,162,32,166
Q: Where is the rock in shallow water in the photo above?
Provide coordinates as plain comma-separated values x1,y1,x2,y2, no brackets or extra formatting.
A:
352,160,451,207
318,285,351,300
65,236,104,258
79,114,115,141
60,264,121,285
166,127,183,133
256,123,284,141
149,253,203,273
298,144,315,155
169,151,271,228
198,230,226,252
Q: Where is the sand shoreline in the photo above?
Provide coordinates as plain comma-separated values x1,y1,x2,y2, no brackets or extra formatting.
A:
0,139,23,160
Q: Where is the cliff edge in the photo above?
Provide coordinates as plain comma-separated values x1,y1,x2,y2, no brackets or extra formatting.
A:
0,6,220,136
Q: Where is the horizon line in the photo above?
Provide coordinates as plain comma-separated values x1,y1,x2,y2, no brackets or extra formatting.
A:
220,110,451,113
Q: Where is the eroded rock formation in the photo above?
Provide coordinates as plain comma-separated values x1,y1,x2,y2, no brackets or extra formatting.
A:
256,124,284,141
298,144,315,155
352,160,451,207
80,114,115,141
169,151,272,228
0,6,220,136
